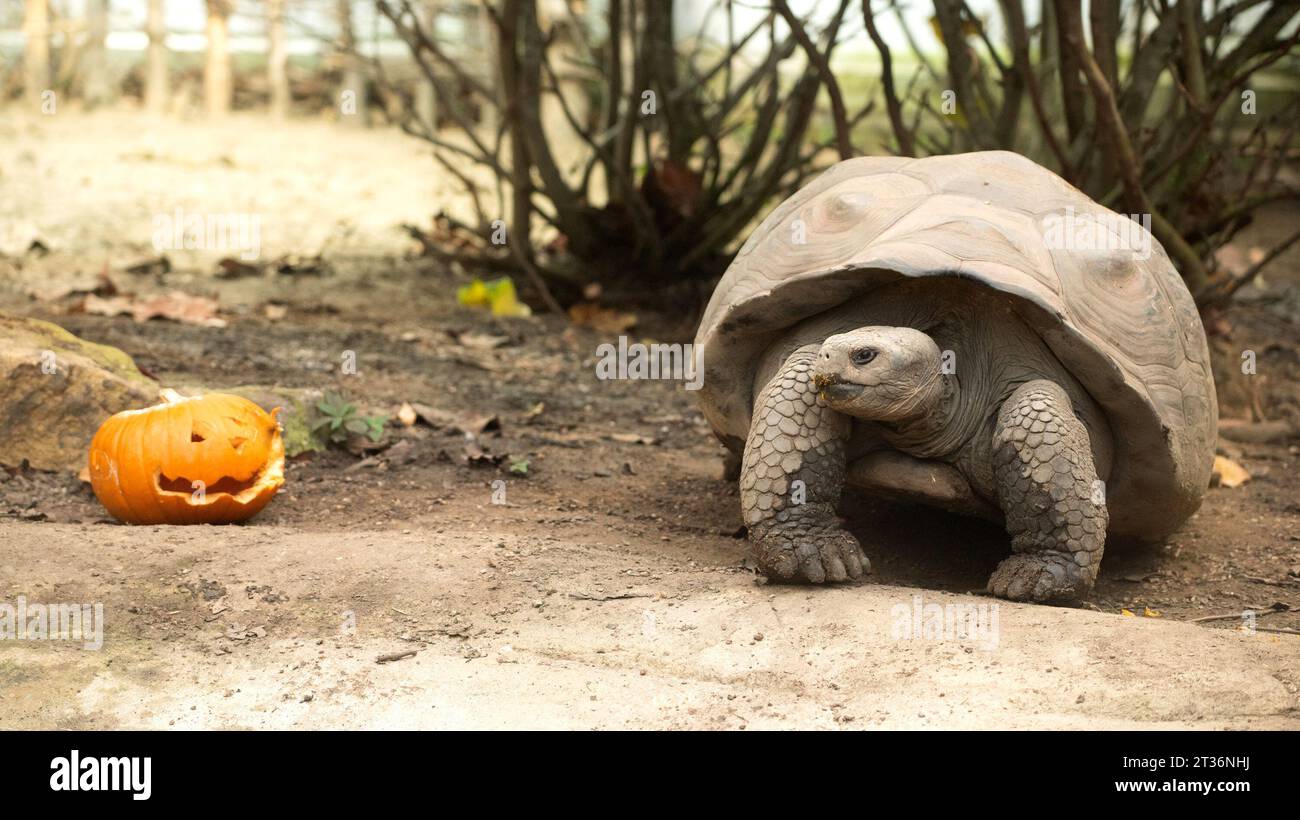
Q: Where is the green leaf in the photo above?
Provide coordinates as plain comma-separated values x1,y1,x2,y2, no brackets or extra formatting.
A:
345,418,370,434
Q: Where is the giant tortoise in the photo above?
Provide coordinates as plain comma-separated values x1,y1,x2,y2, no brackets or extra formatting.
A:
695,151,1217,601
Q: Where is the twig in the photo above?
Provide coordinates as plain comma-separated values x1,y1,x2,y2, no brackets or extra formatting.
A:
506,237,566,316
568,592,655,602
1198,228,1300,306
1062,7,1212,293
1191,606,1289,623
773,0,855,159
862,0,913,156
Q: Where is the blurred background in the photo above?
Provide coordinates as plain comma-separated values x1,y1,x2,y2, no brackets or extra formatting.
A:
1,1,1296,308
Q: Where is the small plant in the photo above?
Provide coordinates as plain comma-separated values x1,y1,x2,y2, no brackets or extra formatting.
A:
313,391,387,447
509,457,530,477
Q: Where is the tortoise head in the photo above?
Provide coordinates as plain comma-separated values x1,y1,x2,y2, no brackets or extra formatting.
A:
812,327,946,422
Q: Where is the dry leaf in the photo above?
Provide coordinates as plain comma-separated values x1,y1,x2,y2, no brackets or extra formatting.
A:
216,257,263,279
81,290,226,328
131,291,226,327
408,402,455,428
452,331,511,350
1211,455,1250,488
463,439,506,467
397,402,418,427
31,268,118,302
568,302,637,333
609,432,656,445
455,414,501,436
272,254,328,276
124,255,171,276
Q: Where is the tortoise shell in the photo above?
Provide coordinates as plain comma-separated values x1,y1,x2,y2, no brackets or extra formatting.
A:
695,151,1217,538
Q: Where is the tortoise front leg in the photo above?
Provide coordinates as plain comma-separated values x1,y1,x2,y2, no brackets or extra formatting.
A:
741,345,868,583
988,380,1108,601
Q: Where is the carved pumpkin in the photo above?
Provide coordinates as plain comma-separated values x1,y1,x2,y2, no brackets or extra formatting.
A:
88,389,284,524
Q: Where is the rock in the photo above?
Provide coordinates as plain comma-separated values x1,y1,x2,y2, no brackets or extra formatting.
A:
0,314,157,472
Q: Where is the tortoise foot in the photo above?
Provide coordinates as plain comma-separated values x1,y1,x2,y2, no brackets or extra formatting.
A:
986,553,1090,602
752,517,869,584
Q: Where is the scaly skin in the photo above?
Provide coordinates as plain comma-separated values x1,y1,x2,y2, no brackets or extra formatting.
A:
741,346,867,583
988,380,1107,601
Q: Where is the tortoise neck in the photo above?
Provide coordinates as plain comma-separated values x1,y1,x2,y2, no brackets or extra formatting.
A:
879,374,963,457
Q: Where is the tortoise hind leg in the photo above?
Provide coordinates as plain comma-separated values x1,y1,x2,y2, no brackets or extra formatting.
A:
988,380,1107,601
742,345,867,583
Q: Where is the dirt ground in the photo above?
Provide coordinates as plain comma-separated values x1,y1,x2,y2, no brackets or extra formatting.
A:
1,110,1297,729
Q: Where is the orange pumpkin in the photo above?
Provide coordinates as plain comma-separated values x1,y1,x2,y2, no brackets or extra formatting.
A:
88,389,284,525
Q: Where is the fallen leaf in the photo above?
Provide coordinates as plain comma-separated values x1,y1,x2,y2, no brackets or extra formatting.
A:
81,290,226,328
609,432,656,445
124,255,171,276
408,402,455,428
273,254,328,276
383,439,419,466
1120,609,1136,617
1211,455,1250,488
397,402,418,427
458,276,531,318
132,291,226,327
80,294,134,318
452,330,511,350
463,439,506,467
568,302,637,333
30,268,118,302
345,433,390,457
456,414,501,436
641,159,702,219
1143,607,1161,618
216,257,263,279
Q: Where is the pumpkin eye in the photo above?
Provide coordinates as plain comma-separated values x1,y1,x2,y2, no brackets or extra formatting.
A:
851,348,877,366
191,432,206,443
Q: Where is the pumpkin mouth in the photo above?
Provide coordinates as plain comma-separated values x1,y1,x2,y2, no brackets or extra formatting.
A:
154,455,284,505
157,472,263,497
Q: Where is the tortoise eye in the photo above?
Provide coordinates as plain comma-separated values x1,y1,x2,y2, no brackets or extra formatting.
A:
851,348,877,366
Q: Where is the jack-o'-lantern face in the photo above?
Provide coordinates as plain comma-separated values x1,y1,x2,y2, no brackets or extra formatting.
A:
88,389,284,524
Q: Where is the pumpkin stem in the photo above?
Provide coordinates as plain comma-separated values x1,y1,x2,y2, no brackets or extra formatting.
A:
159,388,188,404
